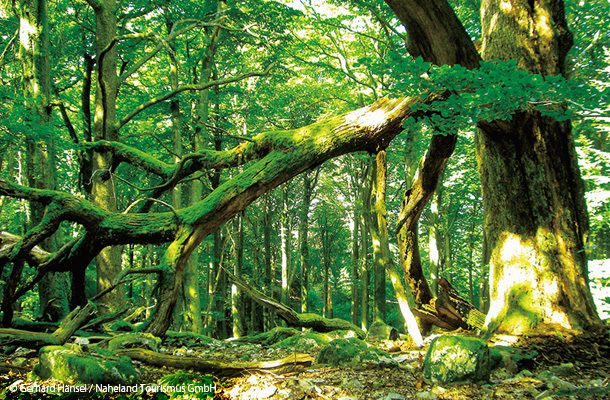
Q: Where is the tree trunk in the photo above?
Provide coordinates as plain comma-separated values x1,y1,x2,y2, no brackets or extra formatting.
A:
350,178,360,326
231,212,245,337
369,156,387,323
262,195,274,330
280,186,292,306
300,172,313,313
89,0,125,316
119,348,313,377
478,0,601,334
15,0,70,323
374,151,423,344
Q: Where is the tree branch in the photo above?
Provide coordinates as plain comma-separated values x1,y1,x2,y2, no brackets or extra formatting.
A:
118,64,277,129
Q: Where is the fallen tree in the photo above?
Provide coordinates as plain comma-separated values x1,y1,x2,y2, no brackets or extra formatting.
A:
224,268,366,339
117,349,314,377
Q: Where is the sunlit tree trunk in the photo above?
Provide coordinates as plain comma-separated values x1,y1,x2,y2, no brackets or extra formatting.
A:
231,212,245,337
368,157,387,323
299,171,313,313
428,186,442,297
374,151,422,344
478,0,601,334
280,186,292,306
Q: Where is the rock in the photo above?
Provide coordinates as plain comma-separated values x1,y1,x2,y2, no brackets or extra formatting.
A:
107,333,161,352
423,336,490,384
343,378,364,389
12,358,28,367
367,321,400,341
273,331,331,352
33,345,139,384
316,338,397,370
549,376,577,390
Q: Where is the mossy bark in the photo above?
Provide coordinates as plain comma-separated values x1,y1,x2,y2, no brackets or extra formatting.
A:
478,0,601,334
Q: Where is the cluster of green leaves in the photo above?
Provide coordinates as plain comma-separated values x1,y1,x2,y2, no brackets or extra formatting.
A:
383,56,610,134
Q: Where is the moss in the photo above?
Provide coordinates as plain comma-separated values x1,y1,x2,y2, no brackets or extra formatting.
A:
315,338,396,370
33,345,139,384
107,333,161,352
423,336,490,383
273,331,332,352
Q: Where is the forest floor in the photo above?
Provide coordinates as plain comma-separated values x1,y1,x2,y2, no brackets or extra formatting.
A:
1,327,609,399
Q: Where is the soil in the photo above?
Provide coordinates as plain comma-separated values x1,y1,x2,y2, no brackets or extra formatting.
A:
1,327,609,400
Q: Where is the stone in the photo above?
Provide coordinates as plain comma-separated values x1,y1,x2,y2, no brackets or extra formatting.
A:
423,336,490,383
33,345,139,384
367,321,400,341
273,331,331,352
316,338,397,370
107,332,161,352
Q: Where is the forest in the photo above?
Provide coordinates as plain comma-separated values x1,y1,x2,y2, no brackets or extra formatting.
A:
0,0,609,398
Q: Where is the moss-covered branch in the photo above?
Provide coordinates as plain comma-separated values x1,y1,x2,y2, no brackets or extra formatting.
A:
224,267,366,339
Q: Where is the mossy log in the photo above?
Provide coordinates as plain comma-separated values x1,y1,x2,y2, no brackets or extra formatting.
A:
225,268,366,339
411,277,486,331
0,303,96,349
117,348,313,377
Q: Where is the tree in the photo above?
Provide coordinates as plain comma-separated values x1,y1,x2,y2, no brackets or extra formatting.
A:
0,0,604,342
477,0,601,334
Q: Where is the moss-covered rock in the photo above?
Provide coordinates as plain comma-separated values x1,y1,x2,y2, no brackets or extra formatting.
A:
315,338,397,370
273,331,331,352
107,333,161,352
423,336,490,384
33,345,139,384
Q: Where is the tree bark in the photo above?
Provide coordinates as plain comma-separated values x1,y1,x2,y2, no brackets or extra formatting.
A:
477,0,601,334
88,0,125,316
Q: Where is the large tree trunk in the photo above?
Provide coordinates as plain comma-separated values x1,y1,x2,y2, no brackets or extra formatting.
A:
89,0,125,316
478,0,601,334
14,0,70,324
